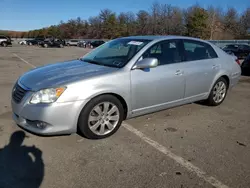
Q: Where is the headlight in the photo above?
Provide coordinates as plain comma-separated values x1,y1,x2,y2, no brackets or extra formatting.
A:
30,87,66,104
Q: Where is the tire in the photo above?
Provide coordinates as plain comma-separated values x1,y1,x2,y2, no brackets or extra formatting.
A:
29,42,32,46
43,44,48,48
78,95,124,139
2,42,7,47
59,44,63,48
205,77,228,106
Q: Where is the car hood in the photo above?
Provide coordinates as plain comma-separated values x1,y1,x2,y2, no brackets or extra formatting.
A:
19,59,119,91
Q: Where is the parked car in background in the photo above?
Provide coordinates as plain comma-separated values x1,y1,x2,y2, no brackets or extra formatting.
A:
11,36,241,139
40,38,65,48
89,40,105,48
66,39,79,46
19,40,27,45
85,41,92,48
77,40,87,48
0,35,12,47
222,44,250,59
241,54,250,75
26,38,45,46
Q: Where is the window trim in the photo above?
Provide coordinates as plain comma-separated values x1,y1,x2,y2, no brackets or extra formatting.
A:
182,39,218,62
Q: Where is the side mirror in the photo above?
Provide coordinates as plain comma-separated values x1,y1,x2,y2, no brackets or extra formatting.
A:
133,58,159,69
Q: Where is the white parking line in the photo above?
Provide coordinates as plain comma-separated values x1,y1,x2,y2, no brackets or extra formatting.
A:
9,52,229,188
13,53,36,68
123,123,229,188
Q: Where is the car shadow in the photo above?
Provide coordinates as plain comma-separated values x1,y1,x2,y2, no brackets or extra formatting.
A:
0,131,44,188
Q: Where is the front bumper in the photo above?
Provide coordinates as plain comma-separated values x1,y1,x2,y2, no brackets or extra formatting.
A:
11,92,87,135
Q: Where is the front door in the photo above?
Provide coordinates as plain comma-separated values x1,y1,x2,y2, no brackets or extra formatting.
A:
130,39,185,116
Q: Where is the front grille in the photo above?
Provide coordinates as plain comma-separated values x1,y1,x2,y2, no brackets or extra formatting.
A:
12,83,28,103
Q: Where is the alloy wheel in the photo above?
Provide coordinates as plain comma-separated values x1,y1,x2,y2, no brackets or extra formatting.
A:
213,81,226,103
88,102,120,136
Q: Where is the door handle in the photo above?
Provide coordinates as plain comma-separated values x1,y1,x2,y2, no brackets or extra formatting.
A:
212,65,219,69
175,70,183,75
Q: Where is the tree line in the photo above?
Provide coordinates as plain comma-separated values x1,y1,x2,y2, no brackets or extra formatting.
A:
2,3,250,40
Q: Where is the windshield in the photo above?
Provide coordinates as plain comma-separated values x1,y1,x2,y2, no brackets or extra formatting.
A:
81,38,150,68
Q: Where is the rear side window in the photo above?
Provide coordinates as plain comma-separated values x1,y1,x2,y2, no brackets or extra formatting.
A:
183,40,218,61
0,36,6,39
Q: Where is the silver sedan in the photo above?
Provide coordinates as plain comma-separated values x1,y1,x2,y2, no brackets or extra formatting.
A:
11,36,241,139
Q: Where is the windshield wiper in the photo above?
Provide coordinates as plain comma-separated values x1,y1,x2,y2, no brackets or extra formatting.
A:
80,58,119,68
80,58,103,65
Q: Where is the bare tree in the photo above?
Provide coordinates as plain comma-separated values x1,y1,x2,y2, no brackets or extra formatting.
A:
207,6,223,40
150,2,161,35
136,10,150,35
238,8,250,38
223,8,239,38
88,16,102,38
117,12,136,36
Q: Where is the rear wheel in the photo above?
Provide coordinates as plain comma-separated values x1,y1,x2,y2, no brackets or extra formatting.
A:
205,77,228,106
78,95,124,139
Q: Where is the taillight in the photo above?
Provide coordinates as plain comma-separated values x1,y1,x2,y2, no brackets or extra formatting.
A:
236,59,241,66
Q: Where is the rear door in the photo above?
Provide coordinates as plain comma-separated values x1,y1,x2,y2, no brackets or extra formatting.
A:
182,39,219,98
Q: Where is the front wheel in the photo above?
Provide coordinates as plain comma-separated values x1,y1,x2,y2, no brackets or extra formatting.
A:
78,95,124,139
2,42,7,47
205,77,228,106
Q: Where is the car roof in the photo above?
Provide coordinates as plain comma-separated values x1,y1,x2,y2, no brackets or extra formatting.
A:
119,35,207,42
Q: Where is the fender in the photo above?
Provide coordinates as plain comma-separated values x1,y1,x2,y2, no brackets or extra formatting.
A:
208,70,230,95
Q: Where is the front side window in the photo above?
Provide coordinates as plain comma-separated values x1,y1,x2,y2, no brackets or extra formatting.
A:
183,40,218,61
142,40,182,65
81,39,150,68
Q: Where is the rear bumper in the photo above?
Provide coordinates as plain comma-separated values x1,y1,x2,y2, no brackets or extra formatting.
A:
229,71,241,89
